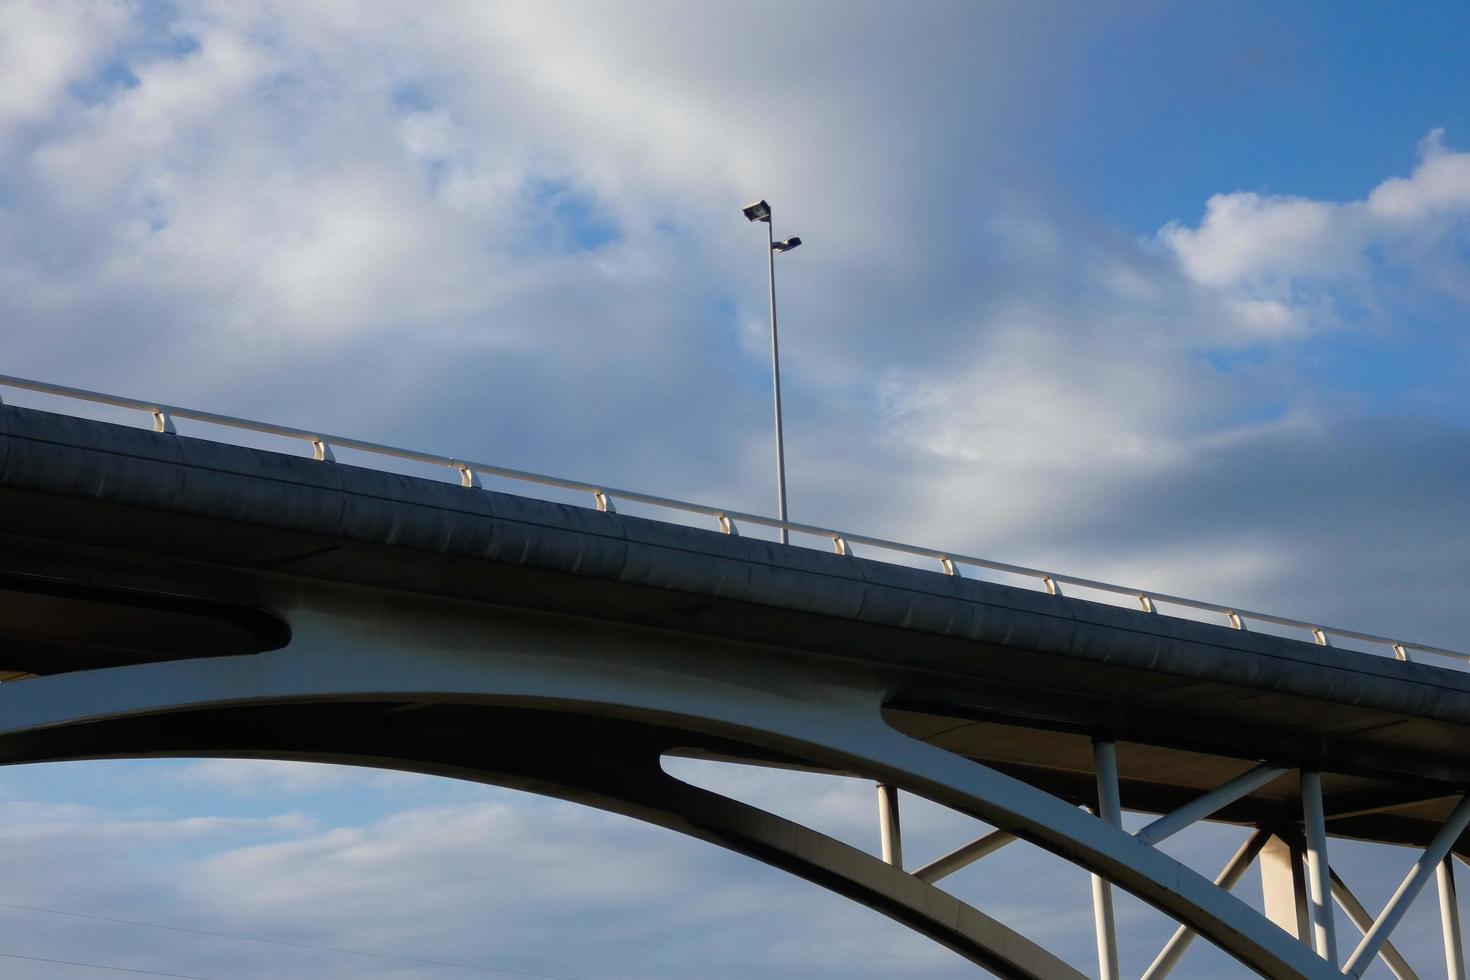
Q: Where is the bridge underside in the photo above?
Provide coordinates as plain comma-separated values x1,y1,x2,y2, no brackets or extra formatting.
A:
0,562,1450,979
2,524,1465,857
3,404,1470,977
1,698,1113,977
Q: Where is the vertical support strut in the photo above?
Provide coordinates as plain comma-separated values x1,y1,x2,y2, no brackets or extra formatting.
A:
1301,771,1337,966
1091,739,1122,980
1440,855,1467,980
876,783,902,869
1261,832,1311,943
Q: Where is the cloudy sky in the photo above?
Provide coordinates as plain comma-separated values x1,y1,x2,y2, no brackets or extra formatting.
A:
2,1,1469,977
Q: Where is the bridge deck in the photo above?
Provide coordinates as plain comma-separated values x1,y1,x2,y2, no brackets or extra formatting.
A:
1,402,1467,848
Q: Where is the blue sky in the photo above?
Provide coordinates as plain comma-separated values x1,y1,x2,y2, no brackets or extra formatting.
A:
2,1,1470,977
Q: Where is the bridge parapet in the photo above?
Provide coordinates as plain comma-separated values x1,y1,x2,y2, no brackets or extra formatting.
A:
1,373,1461,669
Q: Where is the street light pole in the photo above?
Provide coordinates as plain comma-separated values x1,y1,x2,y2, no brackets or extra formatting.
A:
765,213,789,545
743,199,801,545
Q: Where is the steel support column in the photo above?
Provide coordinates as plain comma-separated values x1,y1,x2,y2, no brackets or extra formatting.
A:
1301,771,1337,965
1440,855,1467,980
1092,739,1122,980
877,782,902,869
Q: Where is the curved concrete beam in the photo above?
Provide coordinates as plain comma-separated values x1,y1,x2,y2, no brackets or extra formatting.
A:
0,595,1341,980
0,707,1086,980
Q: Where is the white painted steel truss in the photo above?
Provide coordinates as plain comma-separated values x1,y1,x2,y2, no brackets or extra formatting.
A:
0,575,1464,978
879,753,1470,979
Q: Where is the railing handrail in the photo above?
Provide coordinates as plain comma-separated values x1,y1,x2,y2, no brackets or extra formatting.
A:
0,372,1461,666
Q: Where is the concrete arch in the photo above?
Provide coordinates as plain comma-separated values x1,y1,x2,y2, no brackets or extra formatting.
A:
0,586,1340,979
3,701,1083,980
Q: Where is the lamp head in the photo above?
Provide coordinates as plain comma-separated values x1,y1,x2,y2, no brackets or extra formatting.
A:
771,236,802,253
742,199,772,223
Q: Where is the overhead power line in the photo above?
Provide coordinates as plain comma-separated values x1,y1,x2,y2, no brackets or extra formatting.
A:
0,949,216,979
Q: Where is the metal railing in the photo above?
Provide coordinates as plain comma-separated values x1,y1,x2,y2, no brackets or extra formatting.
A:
1,373,1463,667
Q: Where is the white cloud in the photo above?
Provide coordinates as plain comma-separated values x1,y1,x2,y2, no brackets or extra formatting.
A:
169,794,982,978
177,759,441,795
179,759,351,793
1367,129,1470,220
1159,129,1470,337
0,0,129,152
1163,192,1353,289
0,800,312,843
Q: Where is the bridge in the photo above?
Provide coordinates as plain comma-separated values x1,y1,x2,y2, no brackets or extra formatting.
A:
0,374,1467,979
